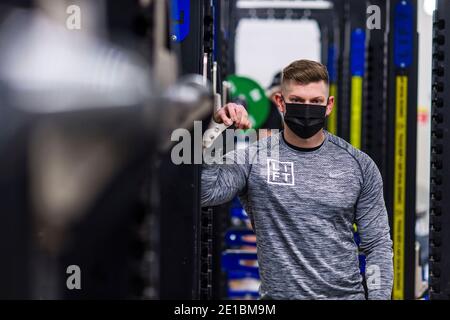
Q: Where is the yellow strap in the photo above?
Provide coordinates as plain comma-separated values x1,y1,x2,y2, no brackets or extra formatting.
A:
350,76,363,149
392,76,407,300
328,84,338,135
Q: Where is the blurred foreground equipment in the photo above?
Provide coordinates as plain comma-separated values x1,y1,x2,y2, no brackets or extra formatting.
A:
0,1,212,299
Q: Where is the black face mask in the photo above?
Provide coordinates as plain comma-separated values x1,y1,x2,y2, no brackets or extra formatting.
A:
283,97,327,139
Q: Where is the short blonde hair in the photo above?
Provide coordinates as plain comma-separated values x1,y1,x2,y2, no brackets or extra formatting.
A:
282,60,329,90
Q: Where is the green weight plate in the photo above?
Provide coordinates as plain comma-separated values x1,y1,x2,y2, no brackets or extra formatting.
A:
226,75,270,130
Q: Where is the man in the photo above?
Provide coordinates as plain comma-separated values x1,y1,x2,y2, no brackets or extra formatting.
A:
201,59,393,300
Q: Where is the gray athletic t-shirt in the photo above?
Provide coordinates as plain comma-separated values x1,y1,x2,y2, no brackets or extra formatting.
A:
201,130,393,300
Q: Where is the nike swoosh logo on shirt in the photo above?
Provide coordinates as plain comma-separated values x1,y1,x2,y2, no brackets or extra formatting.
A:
329,171,349,178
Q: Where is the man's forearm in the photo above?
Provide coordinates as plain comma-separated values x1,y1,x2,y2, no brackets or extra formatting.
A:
363,233,394,300
201,164,222,207
201,163,246,207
